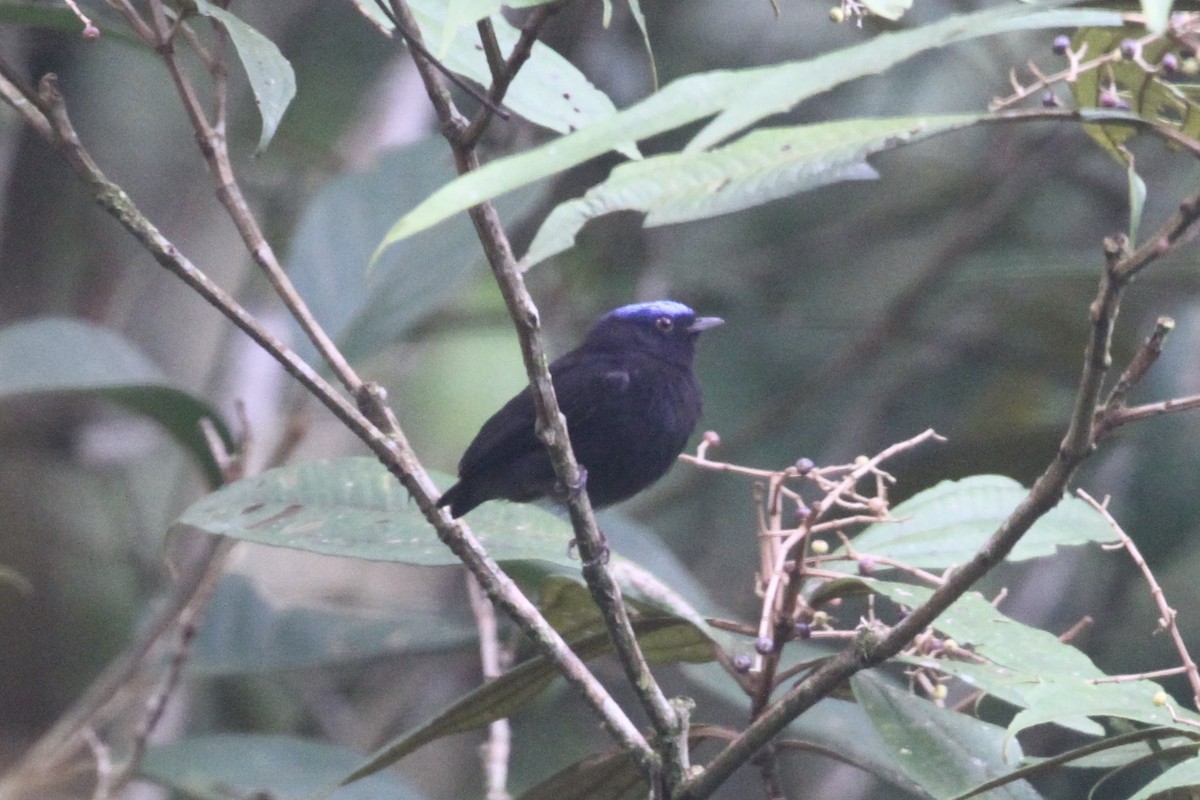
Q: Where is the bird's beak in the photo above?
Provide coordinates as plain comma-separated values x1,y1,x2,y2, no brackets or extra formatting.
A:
688,316,724,333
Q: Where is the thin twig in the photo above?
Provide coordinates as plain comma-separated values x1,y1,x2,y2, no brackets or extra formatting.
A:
390,0,680,788
0,67,649,770
467,575,514,800
390,9,510,119
144,0,366,398
1078,490,1200,709
462,5,563,147
676,177,1197,800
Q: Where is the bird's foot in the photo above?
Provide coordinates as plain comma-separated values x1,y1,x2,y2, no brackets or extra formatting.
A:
583,535,611,568
556,465,588,501
566,528,609,567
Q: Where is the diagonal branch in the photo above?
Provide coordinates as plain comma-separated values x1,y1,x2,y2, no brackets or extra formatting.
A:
675,191,1200,800
143,0,365,397
0,65,649,770
388,0,684,788
462,4,565,147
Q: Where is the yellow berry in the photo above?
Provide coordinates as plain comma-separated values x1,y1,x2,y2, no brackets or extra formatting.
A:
810,539,830,555
829,5,846,22
1153,690,1169,707
1182,57,1200,75
932,684,949,701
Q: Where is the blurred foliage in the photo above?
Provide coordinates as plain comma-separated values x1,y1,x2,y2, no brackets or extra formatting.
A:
3,0,1200,799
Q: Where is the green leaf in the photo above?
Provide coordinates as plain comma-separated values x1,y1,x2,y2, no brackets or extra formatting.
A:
0,317,231,486
193,1,295,153
521,114,983,269
375,0,629,145
375,3,1122,250
174,457,578,568
1140,0,1173,35
139,734,422,800
1129,755,1200,800
860,0,913,22
189,574,477,675
1128,159,1147,246
1071,25,1200,164
626,0,658,90
340,617,713,785
535,574,716,657
875,584,1200,739
286,138,538,365
174,457,717,627
853,671,1042,800
682,662,928,797
517,749,646,800
833,475,1117,571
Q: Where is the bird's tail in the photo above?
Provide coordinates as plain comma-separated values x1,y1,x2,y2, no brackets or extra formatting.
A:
436,482,479,518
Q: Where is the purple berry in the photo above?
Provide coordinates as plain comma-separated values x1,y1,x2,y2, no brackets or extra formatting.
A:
1052,35,1071,55
794,457,815,475
1041,91,1058,108
1099,90,1119,108
733,654,752,673
795,622,812,640
755,636,774,655
1163,53,1179,73
1119,38,1137,59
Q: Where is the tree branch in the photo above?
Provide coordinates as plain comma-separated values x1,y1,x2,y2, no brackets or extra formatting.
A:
389,0,684,787
144,0,365,397
676,190,1200,800
0,66,651,771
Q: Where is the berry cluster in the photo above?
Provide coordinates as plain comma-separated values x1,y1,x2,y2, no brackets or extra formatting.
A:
991,14,1200,115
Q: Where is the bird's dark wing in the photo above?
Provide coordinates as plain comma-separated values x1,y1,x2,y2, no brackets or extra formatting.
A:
456,385,539,477
457,351,629,476
544,350,632,427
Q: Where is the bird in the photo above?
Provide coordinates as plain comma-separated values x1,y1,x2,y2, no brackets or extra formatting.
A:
438,300,723,518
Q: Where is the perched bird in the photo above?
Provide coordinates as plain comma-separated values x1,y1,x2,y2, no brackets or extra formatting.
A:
438,301,723,517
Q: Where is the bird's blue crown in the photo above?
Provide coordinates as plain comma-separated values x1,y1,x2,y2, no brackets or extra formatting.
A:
606,300,694,321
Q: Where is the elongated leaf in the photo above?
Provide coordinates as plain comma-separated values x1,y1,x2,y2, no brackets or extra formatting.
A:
175,457,577,568
1128,755,1200,800
1140,0,1173,34
0,317,230,486
833,475,1116,571
521,114,983,269
861,0,914,21
626,0,658,90
853,671,1041,800
876,583,1200,739
350,0,627,146
340,616,713,785
683,662,928,797
1128,159,1147,246
140,734,420,800
375,3,1122,252
194,1,295,153
285,138,539,366
518,749,646,800
189,574,477,675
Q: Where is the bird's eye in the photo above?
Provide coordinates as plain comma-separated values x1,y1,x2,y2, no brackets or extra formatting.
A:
655,316,674,332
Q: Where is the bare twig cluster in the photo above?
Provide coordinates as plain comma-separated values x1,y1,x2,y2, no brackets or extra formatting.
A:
1082,490,1200,711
